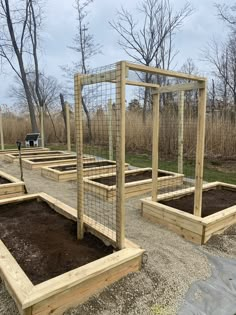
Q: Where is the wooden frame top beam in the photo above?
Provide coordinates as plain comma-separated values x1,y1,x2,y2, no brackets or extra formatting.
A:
80,69,117,85
152,82,206,94
125,61,207,82
77,61,207,87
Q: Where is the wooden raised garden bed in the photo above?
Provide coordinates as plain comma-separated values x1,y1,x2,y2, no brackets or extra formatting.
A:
0,170,25,198
0,147,49,156
141,181,236,244
0,193,144,315
41,160,129,182
22,155,95,170
84,168,184,201
4,151,70,163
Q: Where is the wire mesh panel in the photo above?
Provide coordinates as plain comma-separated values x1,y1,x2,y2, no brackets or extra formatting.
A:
150,84,207,217
74,62,126,249
74,61,208,249
157,89,199,192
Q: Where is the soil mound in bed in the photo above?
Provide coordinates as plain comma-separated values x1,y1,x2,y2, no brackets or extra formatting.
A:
0,176,11,184
53,161,115,172
94,170,167,186
28,156,75,162
161,189,236,217
0,200,113,285
12,151,61,157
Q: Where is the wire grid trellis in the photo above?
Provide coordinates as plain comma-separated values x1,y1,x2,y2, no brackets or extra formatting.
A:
156,89,199,195
122,63,207,217
75,63,124,248
75,61,209,242
124,78,199,197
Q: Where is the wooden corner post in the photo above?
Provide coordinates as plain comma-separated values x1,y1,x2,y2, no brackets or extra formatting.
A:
194,81,207,217
65,102,71,152
74,74,84,239
178,91,184,174
40,105,45,148
116,61,126,249
152,92,160,202
0,107,4,150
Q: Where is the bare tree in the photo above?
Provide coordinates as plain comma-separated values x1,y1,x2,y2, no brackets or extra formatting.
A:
110,0,193,122
10,73,62,114
70,0,101,73
62,0,101,142
0,0,44,132
215,3,236,27
203,34,236,110
179,58,198,109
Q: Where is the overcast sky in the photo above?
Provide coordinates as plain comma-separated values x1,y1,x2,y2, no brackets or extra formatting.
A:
0,0,232,106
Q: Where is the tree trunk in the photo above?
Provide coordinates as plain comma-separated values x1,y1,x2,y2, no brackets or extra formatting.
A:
4,0,38,132
82,97,92,143
60,93,67,142
22,73,38,132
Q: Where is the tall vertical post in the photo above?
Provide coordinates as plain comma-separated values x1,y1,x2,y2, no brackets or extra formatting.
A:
0,108,4,151
194,81,207,217
74,74,84,239
40,105,45,148
152,92,160,202
116,61,126,249
65,102,71,152
108,99,113,160
178,91,184,174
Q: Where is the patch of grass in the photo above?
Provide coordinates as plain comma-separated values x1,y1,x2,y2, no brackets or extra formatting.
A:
126,153,236,185
3,144,19,149
45,144,235,185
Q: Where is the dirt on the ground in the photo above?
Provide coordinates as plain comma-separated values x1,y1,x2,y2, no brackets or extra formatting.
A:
0,157,235,315
0,199,113,285
203,224,236,257
0,176,11,184
94,170,167,186
161,188,236,217
12,151,63,157
53,160,115,171
28,156,75,162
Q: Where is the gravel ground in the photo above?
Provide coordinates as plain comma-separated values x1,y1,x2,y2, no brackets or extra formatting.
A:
0,158,234,315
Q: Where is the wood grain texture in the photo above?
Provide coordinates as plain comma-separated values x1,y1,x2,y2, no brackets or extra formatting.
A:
0,192,144,315
141,181,236,245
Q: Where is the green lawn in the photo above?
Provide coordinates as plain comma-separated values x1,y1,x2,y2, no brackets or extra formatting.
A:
126,153,236,185
4,143,236,185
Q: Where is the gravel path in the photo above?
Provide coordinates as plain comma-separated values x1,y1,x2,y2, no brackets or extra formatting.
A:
0,158,233,315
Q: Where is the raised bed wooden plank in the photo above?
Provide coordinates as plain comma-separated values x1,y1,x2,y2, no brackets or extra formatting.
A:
0,193,144,315
4,151,70,163
84,168,184,201
41,160,129,182
141,182,236,244
0,170,25,199
0,148,49,156
22,155,95,170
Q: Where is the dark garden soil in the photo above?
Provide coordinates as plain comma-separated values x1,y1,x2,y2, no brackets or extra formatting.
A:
12,151,63,157
161,188,236,217
94,170,168,186
29,156,75,162
53,161,115,172
0,199,113,285
53,165,77,171
0,176,11,184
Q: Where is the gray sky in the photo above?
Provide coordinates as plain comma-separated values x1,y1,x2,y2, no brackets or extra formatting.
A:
0,0,231,106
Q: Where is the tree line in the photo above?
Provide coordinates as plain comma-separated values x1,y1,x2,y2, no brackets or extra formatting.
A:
0,0,235,134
